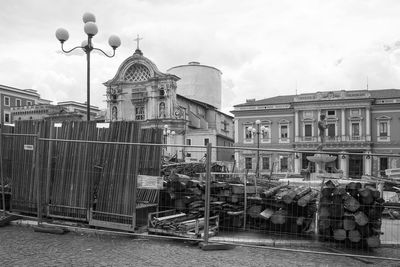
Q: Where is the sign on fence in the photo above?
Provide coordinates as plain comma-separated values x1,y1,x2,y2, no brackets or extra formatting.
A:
137,175,163,189
24,144,34,151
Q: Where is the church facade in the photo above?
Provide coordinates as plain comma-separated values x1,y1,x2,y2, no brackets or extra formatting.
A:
104,48,234,162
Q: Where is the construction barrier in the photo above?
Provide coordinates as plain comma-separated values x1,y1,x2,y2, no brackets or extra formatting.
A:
1,121,400,262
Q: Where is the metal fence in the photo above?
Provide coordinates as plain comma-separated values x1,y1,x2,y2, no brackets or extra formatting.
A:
1,123,400,262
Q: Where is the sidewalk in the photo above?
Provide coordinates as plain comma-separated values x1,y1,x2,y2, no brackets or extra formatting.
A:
11,217,400,248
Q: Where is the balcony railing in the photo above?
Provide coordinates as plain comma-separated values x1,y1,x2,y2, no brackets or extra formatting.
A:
348,136,366,141
295,136,369,142
296,136,317,142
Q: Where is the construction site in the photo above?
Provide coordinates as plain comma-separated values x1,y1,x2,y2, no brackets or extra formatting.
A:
1,120,400,262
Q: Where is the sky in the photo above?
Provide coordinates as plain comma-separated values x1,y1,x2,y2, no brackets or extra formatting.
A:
2,0,400,115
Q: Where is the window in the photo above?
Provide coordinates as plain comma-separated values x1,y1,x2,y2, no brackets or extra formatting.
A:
262,157,270,170
204,138,209,146
327,123,335,138
351,123,360,136
279,120,290,143
261,125,270,140
376,116,391,142
221,120,229,132
379,122,388,137
379,157,388,177
4,112,11,123
327,110,336,117
186,139,192,146
304,124,312,137
27,101,32,106
4,96,10,106
245,157,252,170
280,125,288,138
16,99,21,107
280,156,288,172
244,126,253,140
135,105,145,120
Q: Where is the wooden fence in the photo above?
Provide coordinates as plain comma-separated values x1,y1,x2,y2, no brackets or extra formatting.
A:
2,120,162,230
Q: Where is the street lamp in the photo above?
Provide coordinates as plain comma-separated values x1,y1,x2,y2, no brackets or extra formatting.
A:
163,125,176,158
248,120,266,191
55,12,121,121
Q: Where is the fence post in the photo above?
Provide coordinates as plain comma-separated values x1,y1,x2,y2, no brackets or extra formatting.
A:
0,125,5,215
34,132,42,224
45,123,55,215
203,142,212,244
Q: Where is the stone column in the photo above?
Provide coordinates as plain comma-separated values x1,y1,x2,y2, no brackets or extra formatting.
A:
366,107,371,141
341,108,346,141
294,154,301,173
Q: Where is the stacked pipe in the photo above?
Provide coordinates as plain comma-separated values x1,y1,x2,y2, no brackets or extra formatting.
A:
161,172,318,235
318,180,385,248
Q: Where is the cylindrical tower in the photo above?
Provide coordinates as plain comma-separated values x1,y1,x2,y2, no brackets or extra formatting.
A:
167,62,222,110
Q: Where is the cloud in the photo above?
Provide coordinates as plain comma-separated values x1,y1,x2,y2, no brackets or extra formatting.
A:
2,0,400,112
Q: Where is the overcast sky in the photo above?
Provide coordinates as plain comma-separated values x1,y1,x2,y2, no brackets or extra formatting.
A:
1,0,400,115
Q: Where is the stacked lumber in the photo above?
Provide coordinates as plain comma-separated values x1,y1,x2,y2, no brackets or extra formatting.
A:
252,184,317,234
318,180,385,248
161,162,227,178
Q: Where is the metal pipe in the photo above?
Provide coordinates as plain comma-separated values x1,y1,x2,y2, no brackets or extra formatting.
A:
86,36,92,121
34,137,400,158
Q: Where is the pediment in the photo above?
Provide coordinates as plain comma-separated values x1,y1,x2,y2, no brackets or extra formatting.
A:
104,52,179,86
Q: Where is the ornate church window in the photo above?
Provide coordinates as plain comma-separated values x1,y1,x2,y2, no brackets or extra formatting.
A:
124,64,151,82
135,105,145,121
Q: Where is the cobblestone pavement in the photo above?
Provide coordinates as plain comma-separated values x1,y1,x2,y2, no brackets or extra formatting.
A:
1,225,399,267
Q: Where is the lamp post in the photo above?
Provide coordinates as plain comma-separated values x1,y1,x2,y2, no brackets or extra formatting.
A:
55,12,121,121
163,125,175,159
248,120,266,192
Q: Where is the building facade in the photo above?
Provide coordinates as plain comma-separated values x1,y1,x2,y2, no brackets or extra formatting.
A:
232,89,400,179
10,101,101,122
0,84,50,124
104,48,234,162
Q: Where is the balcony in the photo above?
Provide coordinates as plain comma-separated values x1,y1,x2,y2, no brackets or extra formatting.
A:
295,136,369,143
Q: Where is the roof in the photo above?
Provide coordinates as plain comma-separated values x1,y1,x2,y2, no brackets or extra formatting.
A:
234,89,400,107
234,95,295,107
368,89,400,99
177,94,233,119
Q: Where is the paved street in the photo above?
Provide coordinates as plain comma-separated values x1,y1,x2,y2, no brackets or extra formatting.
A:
0,225,399,267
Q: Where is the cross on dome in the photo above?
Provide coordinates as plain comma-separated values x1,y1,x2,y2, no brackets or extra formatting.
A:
134,34,143,50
